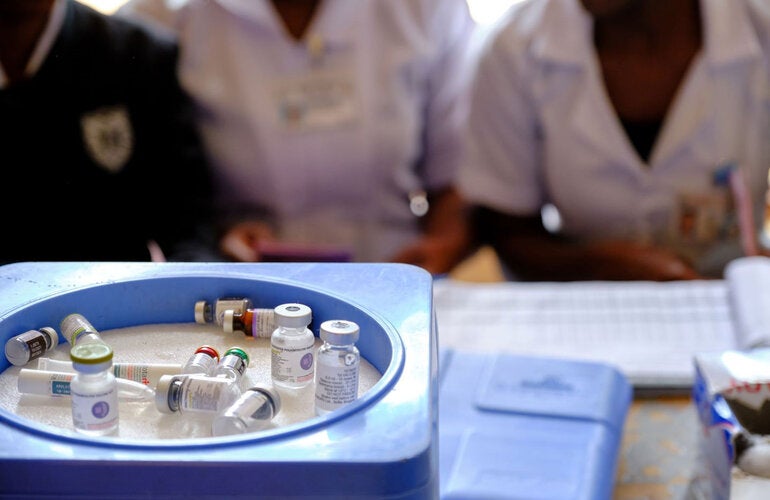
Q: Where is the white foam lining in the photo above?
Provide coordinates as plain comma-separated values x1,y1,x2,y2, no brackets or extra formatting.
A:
0,323,381,441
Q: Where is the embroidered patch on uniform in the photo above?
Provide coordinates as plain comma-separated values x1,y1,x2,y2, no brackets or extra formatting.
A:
80,105,133,173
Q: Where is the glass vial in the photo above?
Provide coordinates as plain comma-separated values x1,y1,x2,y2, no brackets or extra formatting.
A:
70,342,119,436
18,368,155,402
5,327,59,366
182,345,220,376
194,297,253,325
155,374,241,416
111,362,183,387
18,368,72,397
314,320,360,416
211,384,281,437
214,347,250,382
223,308,276,338
60,313,104,346
194,300,214,324
271,303,315,389
37,358,182,387
214,298,253,326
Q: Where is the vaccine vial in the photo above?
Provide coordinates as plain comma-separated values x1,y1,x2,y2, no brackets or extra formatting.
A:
18,368,73,397
18,368,156,402
271,303,315,389
60,313,104,346
70,342,119,436
5,327,59,366
223,308,276,338
182,345,220,376
155,374,241,416
314,320,360,416
195,297,253,325
214,347,250,382
194,300,214,324
37,358,183,387
211,384,281,437
110,362,183,387
216,298,253,325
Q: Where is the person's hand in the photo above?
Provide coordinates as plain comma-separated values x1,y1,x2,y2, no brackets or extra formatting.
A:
219,221,276,262
588,240,703,281
391,235,470,276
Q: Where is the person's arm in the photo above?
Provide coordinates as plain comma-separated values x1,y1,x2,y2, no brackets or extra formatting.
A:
390,186,477,275
115,0,178,35
127,24,218,261
389,0,478,275
474,206,702,281
218,219,277,262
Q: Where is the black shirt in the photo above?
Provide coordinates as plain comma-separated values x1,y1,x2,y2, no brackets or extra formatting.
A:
0,0,215,263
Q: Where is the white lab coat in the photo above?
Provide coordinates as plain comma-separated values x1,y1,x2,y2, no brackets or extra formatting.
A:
459,0,770,277
118,0,476,262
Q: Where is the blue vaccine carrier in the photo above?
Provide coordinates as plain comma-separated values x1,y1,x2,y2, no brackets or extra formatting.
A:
0,262,437,499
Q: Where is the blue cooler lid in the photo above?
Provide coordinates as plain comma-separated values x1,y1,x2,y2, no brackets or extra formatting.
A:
438,349,632,500
474,351,631,431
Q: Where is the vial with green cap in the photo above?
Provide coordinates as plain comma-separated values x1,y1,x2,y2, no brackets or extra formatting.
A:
70,341,119,436
214,347,250,382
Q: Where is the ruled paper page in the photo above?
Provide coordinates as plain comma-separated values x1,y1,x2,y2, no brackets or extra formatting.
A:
725,256,770,348
433,279,738,389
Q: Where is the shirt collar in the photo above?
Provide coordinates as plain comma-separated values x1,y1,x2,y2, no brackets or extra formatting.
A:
211,0,355,49
0,0,66,89
530,0,593,66
530,0,764,68
702,0,763,67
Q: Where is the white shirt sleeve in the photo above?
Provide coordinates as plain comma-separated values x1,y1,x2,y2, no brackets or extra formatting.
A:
457,21,545,216
115,0,181,35
419,0,478,190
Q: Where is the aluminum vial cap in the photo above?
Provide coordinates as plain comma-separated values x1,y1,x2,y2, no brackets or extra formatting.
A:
274,303,312,328
320,320,360,345
223,346,250,367
194,301,213,324
70,342,113,374
250,384,281,415
223,310,237,333
155,374,183,414
195,345,220,361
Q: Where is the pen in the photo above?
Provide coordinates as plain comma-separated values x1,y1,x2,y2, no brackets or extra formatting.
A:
728,165,760,257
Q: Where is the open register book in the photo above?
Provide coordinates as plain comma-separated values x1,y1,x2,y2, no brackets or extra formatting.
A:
433,256,770,393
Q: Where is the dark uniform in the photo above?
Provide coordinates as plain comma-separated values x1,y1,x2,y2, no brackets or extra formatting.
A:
0,0,216,263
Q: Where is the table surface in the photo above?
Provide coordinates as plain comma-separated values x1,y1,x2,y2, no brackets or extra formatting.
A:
449,247,710,500
616,397,707,500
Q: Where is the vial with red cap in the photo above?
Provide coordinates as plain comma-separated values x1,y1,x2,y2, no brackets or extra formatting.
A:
182,345,220,376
